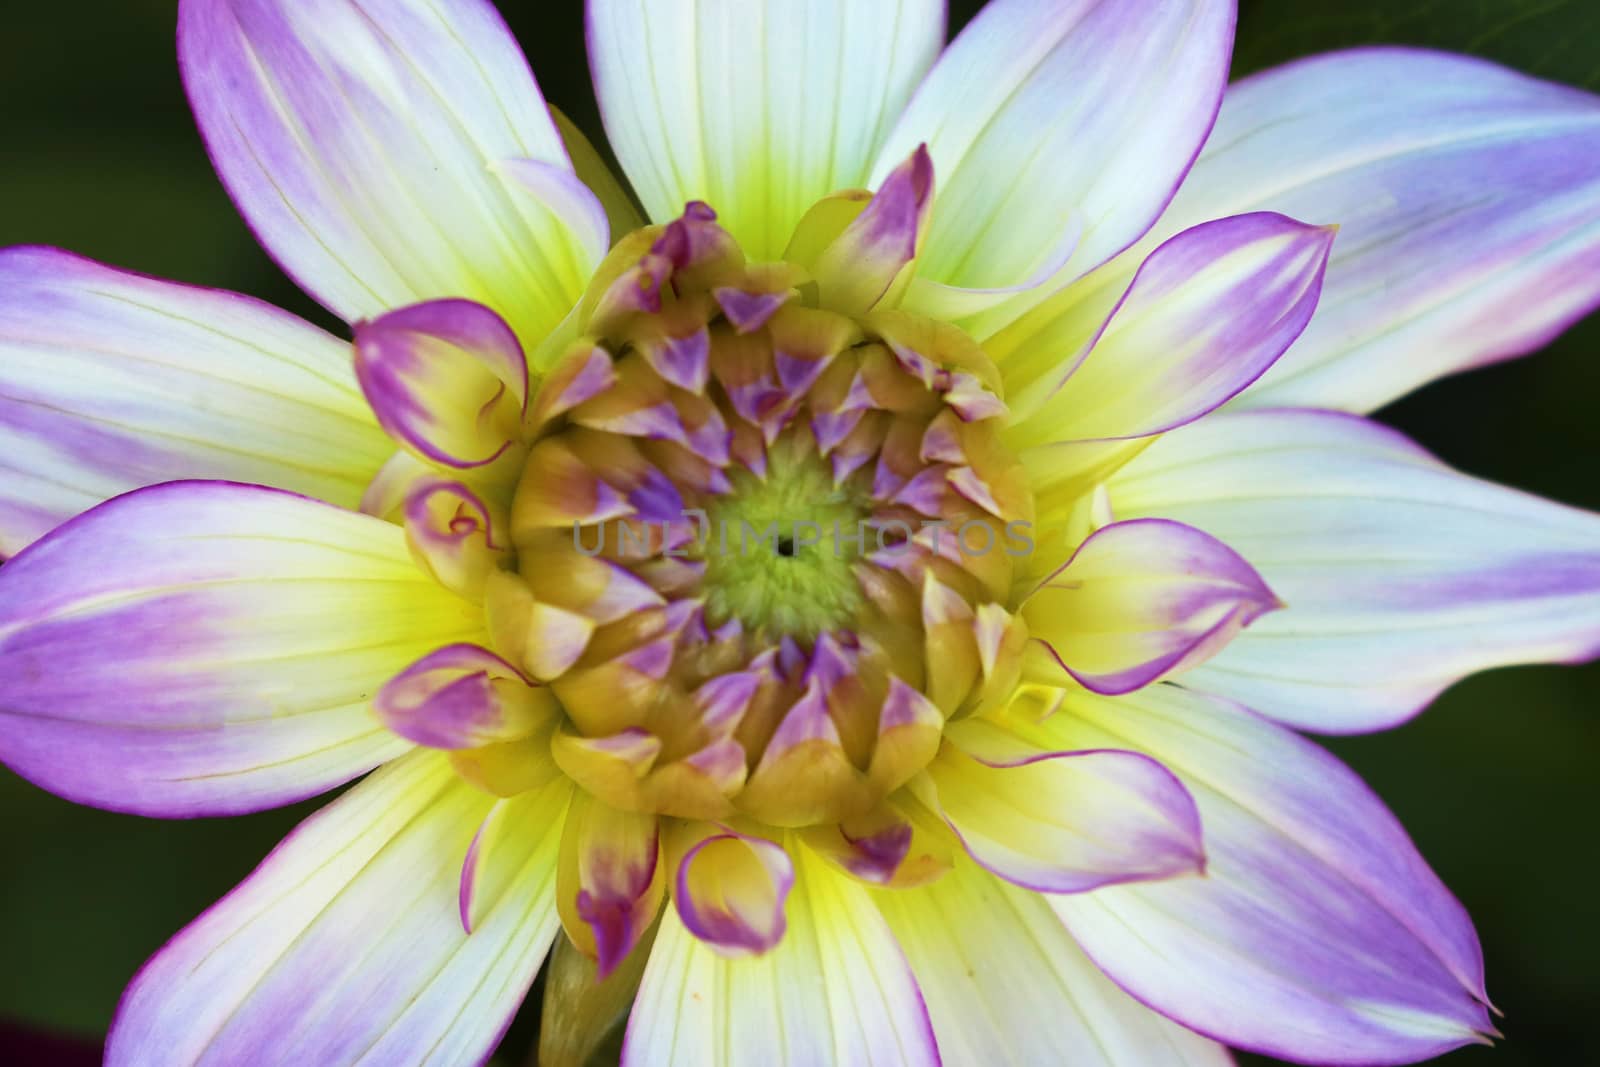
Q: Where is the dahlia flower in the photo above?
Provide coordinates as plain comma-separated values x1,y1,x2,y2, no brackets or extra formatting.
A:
5,0,1600,1064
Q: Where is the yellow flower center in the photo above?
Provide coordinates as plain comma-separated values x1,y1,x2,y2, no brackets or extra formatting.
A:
485,204,1034,829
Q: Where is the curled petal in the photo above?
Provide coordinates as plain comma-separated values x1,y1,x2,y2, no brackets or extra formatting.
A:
354,298,528,468
557,794,665,979
929,720,1205,894
674,831,795,959
1110,409,1600,731
804,819,913,887
1023,518,1281,695
403,478,509,599
373,643,551,750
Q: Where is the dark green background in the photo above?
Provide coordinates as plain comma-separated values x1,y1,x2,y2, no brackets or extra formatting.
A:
2,1,1596,1064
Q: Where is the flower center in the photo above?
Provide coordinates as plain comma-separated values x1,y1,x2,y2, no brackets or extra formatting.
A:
699,442,866,640
489,204,1034,828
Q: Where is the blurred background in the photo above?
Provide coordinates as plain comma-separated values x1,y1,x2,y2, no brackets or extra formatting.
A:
1,1,1596,1063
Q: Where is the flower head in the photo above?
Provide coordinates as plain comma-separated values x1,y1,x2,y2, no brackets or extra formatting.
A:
5,2,1600,1065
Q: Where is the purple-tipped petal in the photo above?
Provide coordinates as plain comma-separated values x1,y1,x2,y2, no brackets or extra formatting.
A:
1045,683,1494,1065
637,327,711,393
1007,213,1335,454
559,794,664,980
1023,518,1282,696
930,719,1205,894
373,643,549,750
458,799,501,934
691,672,761,734
1167,47,1600,413
813,145,935,313
354,298,528,469
0,247,390,555
674,831,794,958
107,753,570,1066
811,407,867,456
714,287,792,333
179,0,596,339
1110,408,1600,732
402,478,508,598
0,482,481,817
831,821,915,886
530,344,618,426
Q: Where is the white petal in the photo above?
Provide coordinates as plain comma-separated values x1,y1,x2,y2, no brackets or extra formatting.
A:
180,0,599,340
588,0,943,258
0,481,482,816
108,751,570,1066
1100,48,1600,412
0,247,390,555
874,858,1232,1066
623,843,938,1066
1110,408,1600,732
876,0,1234,328
1039,684,1493,1065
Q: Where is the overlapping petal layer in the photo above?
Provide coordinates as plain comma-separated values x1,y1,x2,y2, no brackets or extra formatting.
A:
7,3,1599,1066
877,0,1234,329
0,248,390,555
1025,684,1493,1064
1186,48,1600,411
108,752,570,1066
0,481,480,815
1003,47,1600,413
179,0,600,339
1111,409,1600,731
